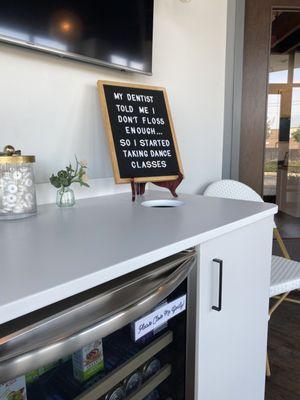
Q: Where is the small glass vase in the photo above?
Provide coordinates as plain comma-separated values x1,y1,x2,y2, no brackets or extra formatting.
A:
56,187,75,207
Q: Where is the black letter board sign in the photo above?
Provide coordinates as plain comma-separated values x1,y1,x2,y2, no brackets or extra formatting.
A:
97,80,183,183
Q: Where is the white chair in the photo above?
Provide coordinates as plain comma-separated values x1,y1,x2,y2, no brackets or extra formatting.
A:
203,179,300,377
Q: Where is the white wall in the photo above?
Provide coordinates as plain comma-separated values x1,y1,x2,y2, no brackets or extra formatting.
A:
0,0,227,196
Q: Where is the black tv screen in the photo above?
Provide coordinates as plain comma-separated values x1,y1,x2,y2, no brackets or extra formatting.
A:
0,0,154,74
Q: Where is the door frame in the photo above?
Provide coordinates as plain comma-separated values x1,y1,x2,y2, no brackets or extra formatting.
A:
240,0,300,195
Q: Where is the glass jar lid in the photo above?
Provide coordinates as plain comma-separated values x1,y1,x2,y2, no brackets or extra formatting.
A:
0,145,35,164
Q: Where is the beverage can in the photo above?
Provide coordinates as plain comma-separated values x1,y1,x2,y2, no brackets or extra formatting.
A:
124,371,142,395
143,389,160,400
143,359,161,381
105,387,125,400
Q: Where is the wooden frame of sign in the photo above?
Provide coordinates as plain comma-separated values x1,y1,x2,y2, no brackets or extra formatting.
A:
97,80,183,184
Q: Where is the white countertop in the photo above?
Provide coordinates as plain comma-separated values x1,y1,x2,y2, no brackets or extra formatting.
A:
0,191,277,324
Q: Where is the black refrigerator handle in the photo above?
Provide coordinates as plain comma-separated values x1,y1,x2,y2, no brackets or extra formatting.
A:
212,258,223,312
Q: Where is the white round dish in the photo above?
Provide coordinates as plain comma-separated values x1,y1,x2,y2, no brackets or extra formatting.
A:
141,199,184,208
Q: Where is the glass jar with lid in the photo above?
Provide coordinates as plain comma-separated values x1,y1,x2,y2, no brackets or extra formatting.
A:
0,145,37,220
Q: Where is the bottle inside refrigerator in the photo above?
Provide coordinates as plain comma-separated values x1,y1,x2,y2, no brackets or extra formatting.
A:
0,251,196,400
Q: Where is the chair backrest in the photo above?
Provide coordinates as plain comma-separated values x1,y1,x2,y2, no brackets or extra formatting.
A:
203,180,291,259
203,179,264,203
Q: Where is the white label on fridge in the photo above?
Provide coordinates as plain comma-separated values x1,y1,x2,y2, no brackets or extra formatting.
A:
134,295,187,341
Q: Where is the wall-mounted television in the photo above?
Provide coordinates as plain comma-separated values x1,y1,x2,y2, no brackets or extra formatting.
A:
0,1,154,75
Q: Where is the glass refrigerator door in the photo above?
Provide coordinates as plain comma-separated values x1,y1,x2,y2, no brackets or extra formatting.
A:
0,252,196,400
26,280,187,400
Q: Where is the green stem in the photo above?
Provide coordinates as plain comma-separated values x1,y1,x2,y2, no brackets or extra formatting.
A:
73,158,80,180
60,186,67,205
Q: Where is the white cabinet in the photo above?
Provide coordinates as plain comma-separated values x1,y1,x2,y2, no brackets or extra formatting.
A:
195,216,274,400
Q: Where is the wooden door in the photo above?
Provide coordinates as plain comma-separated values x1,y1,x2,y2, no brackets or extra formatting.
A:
195,217,274,400
240,0,300,195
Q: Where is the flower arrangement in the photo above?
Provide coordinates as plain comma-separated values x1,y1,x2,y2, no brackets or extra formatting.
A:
50,157,89,207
